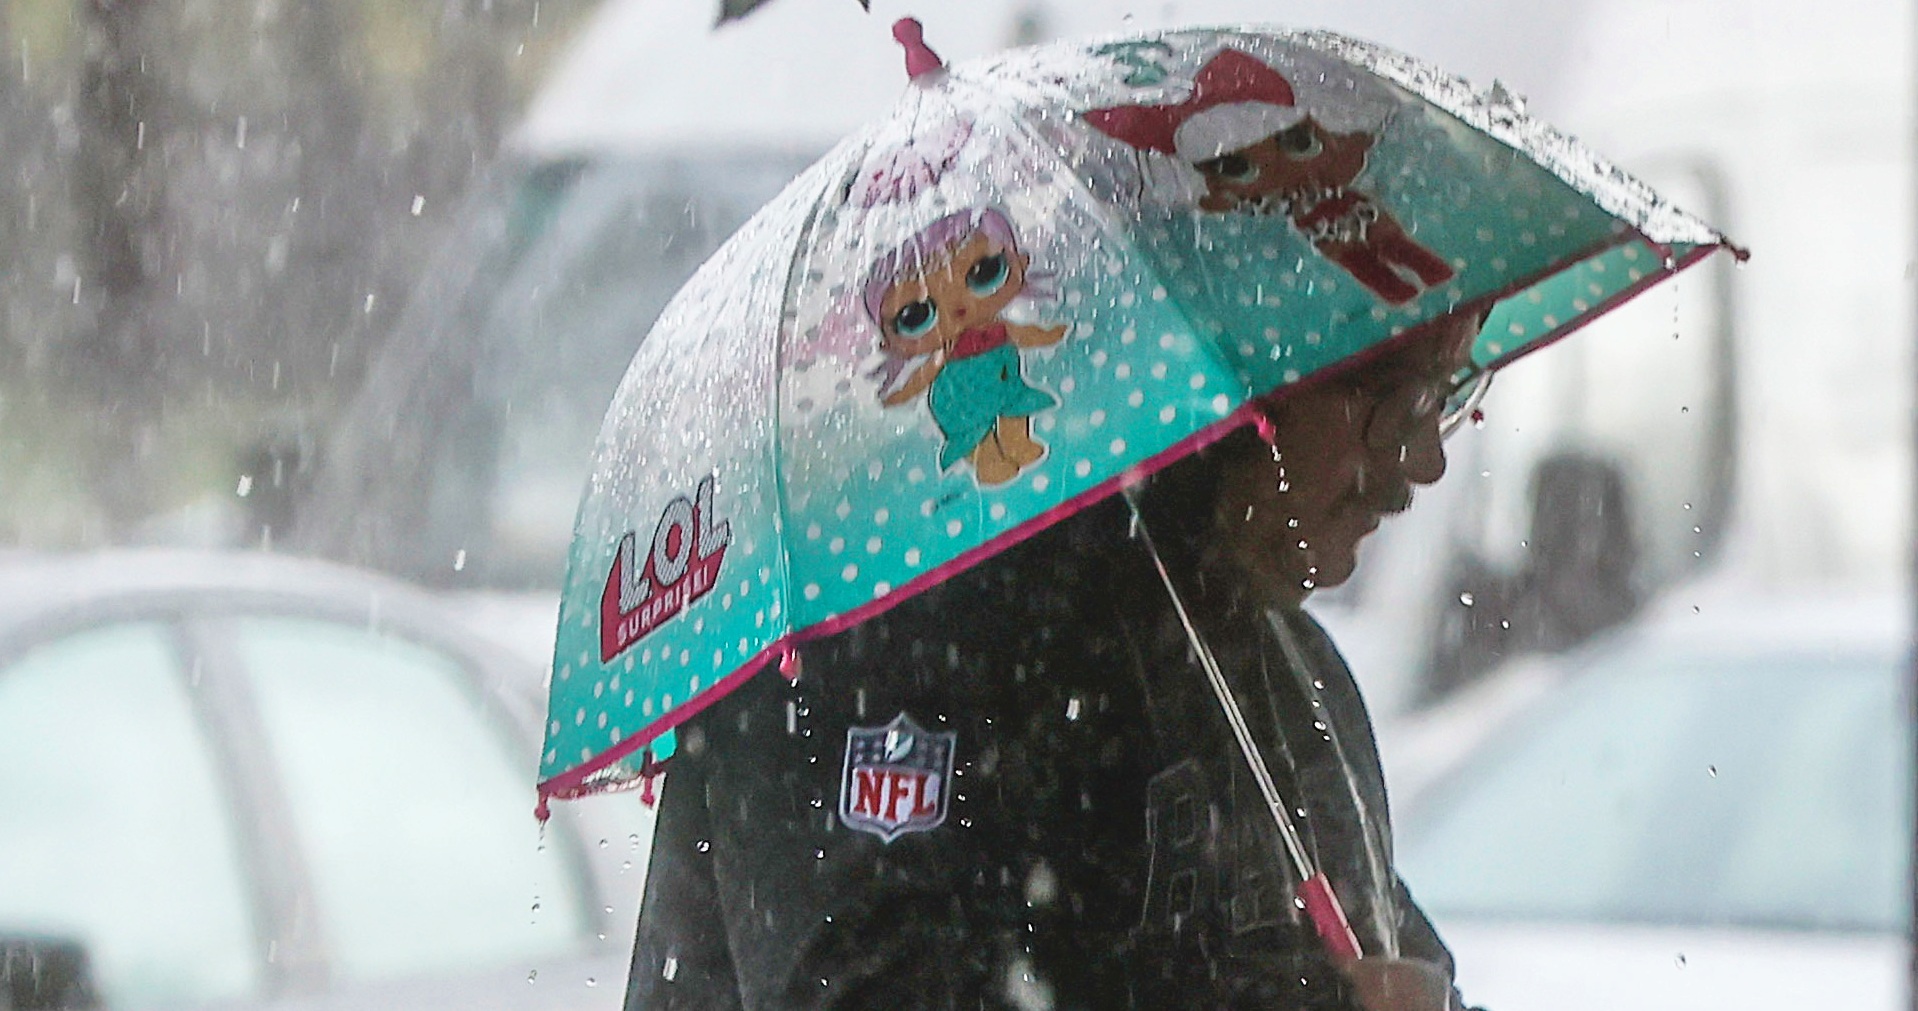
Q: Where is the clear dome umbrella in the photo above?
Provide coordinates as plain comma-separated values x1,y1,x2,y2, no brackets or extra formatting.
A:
535,16,1741,959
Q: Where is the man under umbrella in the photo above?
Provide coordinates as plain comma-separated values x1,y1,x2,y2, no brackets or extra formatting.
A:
623,308,1486,1011
526,22,1737,1011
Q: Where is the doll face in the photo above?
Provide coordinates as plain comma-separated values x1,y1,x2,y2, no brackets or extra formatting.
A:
1193,120,1374,213
877,232,1030,358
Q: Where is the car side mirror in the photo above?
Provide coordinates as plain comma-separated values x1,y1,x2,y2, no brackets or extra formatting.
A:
2,935,103,1009
235,430,317,550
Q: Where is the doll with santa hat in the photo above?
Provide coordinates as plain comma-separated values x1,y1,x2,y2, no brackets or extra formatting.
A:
1087,48,1455,305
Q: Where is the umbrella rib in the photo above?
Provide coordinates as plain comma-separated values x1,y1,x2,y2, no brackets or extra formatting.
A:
766,145,873,668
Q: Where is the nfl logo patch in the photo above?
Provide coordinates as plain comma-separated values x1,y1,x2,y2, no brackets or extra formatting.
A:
838,713,955,843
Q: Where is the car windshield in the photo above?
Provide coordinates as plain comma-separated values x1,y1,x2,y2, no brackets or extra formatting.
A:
1396,642,1913,933
296,152,810,589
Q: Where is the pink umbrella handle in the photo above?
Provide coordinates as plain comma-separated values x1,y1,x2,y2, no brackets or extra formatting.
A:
1298,872,1364,964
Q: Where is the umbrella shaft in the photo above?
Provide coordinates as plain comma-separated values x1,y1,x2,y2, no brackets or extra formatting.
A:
1126,494,1317,881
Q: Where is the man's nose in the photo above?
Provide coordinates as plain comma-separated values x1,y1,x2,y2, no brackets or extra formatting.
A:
1396,420,1447,486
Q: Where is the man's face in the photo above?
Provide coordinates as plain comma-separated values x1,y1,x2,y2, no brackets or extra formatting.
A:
1213,311,1481,602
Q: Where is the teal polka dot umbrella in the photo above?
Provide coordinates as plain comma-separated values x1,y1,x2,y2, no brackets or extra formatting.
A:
535,21,1740,813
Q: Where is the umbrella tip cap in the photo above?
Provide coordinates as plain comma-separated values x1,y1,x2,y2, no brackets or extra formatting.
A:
891,17,945,81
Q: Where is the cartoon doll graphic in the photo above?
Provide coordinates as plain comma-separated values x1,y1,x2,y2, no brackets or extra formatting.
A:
866,209,1067,486
1086,49,1454,305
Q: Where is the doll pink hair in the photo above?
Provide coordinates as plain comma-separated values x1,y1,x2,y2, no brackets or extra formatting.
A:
860,207,1025,325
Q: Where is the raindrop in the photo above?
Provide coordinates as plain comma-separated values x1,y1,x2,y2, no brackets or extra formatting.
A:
586,977,598,988
663,957,680,981
410,195,426,216
527,970,538,984
1707,765,1717,778
453,549,466,571
1458,592,1475,607
1675,954,1688,968
598,838,609,849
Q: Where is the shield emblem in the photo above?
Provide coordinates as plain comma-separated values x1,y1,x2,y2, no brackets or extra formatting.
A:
838,713,956,843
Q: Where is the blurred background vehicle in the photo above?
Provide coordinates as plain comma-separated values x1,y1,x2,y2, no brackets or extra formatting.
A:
1390,588,1912,1010
282,0,1911,717
0,551,642,1009
285,0,1651,683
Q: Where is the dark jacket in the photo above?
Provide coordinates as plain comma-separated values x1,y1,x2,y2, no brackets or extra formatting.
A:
623,493,1458,1010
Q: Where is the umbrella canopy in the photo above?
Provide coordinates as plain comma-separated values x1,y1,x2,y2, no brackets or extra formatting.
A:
535,24,1739,810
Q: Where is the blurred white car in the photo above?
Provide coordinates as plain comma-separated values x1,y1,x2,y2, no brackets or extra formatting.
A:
1390,589,1911,1010
0,550,647,1010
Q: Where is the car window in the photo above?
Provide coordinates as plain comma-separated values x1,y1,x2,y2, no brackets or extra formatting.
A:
300,155,811,591
0,622,262,1008
228,616,590,983
1397,645,1911,933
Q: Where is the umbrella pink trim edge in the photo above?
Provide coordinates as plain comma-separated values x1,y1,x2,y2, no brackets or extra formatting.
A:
535,232,1738,816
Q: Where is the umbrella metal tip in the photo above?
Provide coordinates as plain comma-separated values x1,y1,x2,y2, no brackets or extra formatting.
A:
891,17,945,81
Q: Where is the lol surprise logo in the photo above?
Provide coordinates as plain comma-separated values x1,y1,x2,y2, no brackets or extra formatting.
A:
600,474,731,661
865,208,1069,486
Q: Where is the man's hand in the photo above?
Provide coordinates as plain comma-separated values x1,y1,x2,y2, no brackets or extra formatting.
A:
1340,957,1459,1011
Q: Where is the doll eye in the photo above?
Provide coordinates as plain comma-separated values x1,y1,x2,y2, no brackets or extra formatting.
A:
1198,153,1260,183
965,253,1010,296
1276,123,1323,159
891,299,938,337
